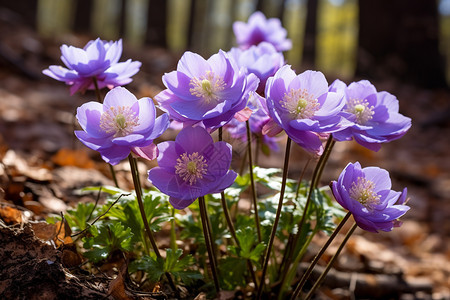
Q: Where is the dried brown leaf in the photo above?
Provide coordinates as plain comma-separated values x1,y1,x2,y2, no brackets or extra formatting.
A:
0,205,22,224
51,148,95,169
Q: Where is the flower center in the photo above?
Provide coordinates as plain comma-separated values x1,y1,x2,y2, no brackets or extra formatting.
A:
349,177,381,211
345,98,374,124
100,106,139,137
175,152,208,185
282,88,320,119
189,71,226,104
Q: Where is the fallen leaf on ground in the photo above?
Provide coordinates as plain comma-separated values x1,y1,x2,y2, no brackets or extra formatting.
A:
0,205,22,224
51,148,95,169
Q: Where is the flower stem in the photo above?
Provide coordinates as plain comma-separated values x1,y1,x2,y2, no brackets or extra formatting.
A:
303,222,357,300
294,158,311,203
127,155,177,293
298,136,335,238
246,120,262,243
255,135,261,165
170,208,177,250
220,127,256,285
290,212,351,299
217,127,238,242
92,76,103,104
256,137,292,300
283,137,335,277
198,196,220,293
278,226,318,300
92,76,119,188
278,158,311,276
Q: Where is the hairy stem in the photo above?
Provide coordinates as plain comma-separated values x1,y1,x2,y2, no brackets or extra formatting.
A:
283,137,335,279
290,212,351,299
256,137,292,300
278,158,311,275
246,120,262,242
128,155,177,293
198,196,220,293
92,76,119,188
303,222,357,300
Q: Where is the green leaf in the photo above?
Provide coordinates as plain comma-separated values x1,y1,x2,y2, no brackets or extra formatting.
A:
80,185,128,196
249,243,266,262
82,222,133,263
65,202,97,232
102,190,171,245
219,256,247,289
229,227,266,264
130,255,165,282
130,248,201,285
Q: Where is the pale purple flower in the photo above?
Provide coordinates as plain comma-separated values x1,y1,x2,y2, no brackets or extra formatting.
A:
43,38,141,95
331,162,410,233
233,11,292,52
75,87,169,165
224,92,280,152
228,42,285,94
329,80,412,151
155,50,259,130
148,126,237,209
263,65,347,154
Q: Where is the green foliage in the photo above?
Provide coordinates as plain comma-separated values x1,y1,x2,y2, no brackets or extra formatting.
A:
64,165,345,294
82,222,133,263
64,202,96,232
219,256,247,289
78,187,172,246
219,227,265,290
130,248,202,285
103,189,172,245
230,227,266,263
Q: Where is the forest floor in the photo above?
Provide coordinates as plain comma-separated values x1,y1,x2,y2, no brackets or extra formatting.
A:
0,13,450,300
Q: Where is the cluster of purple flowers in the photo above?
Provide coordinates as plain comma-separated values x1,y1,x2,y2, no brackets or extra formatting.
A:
45,11,411,232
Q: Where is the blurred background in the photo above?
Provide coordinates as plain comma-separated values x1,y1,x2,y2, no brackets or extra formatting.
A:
0,0,449,299
2,0,450,84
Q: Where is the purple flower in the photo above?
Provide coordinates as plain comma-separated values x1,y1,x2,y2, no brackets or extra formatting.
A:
329,80,411,151
155,50,259,130
75,87,169,165
148,126,237,209
228,42,285,94
224,92,280,152
331,162,410,233
330,80,411,151
263,65,346,154
233,11,292,52
43,38,141,95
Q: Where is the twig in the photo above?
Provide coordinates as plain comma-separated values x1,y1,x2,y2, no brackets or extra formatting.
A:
71,192,129,238
86,186,103,223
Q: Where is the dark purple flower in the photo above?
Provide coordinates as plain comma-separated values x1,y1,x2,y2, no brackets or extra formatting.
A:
331,162,410,233
263,65,347,155
224,92,280,152
330,80,412,151
233,11,292,52
148,126,237,209
155,50,259,130
75,87,169,165
228,42,285,94
43,38,141,95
